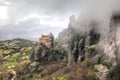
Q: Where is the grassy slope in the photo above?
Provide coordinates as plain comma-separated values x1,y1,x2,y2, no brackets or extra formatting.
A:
0,38,99,80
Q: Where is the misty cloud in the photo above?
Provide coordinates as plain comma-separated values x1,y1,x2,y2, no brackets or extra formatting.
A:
0,0,120,40
68,0,120,35
1,0,82,25
1,0,120,25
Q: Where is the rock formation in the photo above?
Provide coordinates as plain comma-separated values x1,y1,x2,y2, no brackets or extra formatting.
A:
56,13,120,80
29,32,66,67
39,32,54,49
58,16,100,66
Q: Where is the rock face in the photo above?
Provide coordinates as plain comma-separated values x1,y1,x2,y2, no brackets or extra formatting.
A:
108,13,120,65
57,13,120,66
58,27,100,66
57,28,71,49
56,14,120,80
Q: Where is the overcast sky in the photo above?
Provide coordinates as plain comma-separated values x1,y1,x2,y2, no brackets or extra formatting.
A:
0,0,120,41
0,0,81,41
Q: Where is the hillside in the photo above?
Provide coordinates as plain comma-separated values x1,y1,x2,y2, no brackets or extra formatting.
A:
0,32,119,80
0,38,37,47
0,38,37,79
0,37,99,80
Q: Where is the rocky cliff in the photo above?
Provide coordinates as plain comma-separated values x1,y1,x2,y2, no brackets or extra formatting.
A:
56,13,120,80
0,14,120,80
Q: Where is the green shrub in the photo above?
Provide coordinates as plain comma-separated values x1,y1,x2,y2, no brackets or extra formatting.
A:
4,62,15,69
59,77,66,80
3,42,8,46
3,50,13,55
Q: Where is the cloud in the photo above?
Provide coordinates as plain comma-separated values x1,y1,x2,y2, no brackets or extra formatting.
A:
0,0,120,40
0,0,82,25
1,0,120,26
68,0,120,34
0,17,65,40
